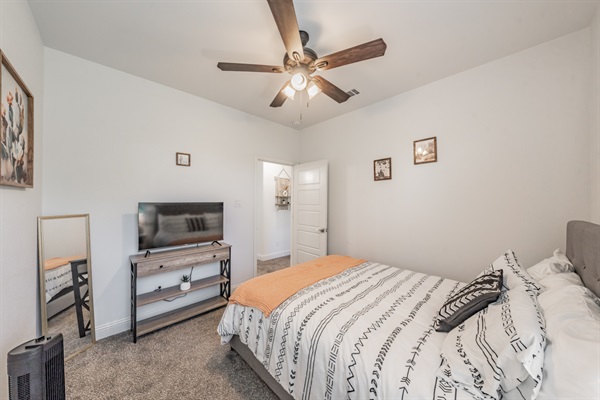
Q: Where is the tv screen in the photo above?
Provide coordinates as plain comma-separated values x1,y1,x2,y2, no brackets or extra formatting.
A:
138,202,224,251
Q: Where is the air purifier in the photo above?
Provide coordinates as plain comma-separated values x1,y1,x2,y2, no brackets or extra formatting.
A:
7,334,65,400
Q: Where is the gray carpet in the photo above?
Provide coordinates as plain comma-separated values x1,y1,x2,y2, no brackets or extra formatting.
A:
257,256,290,276
48,304,92,359
64,308,277,400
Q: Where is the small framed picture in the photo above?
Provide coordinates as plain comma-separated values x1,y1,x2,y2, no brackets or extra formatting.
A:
176,152,191,166
374,158,392,181
413,137,437,165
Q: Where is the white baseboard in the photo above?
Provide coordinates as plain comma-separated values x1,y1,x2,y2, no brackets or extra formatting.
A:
257,250,290,261
94,283,242,341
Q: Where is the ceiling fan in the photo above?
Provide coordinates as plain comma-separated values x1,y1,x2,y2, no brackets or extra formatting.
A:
217,0,387,108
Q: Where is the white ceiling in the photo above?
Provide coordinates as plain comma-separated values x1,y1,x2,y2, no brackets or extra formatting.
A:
28,0,597,130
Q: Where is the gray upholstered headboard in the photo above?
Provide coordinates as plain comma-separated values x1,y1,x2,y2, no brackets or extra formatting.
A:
566,220,600,298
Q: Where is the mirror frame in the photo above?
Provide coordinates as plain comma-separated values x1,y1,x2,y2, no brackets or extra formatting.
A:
38,214,96,358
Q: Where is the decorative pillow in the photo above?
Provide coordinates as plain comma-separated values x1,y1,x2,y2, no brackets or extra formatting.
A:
526,249,574,283
477,250,541,292
434,270,503,332
437,285,546,400
157,213,193,233
185,216,205,232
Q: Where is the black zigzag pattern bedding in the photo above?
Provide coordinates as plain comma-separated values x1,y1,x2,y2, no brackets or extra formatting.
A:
218,262,481,400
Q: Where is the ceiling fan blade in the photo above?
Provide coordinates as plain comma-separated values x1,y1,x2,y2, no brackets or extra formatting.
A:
217,62,285,73
270,80,291,107
314,38,387,71
266,0,304,62
311,76,350,104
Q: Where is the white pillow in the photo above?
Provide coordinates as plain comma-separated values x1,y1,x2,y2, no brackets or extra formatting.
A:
437,285,546,400
477,250,541,292
527,249,574,282
534,285,600,400
538,272,584,291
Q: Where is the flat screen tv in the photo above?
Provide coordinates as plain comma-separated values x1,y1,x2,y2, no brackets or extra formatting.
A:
138,202,223,251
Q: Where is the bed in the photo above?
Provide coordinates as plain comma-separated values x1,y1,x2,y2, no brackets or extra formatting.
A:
45,255,91,337
217,221,600,400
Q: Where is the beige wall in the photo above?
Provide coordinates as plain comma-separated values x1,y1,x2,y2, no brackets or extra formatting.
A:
300,29,594,282
41,48,300,339
0,0,45,397
591,9,599,223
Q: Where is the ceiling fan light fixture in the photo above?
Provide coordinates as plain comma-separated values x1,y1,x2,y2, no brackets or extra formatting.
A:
307,80,321,99
290,72,307,91
283,83,296,100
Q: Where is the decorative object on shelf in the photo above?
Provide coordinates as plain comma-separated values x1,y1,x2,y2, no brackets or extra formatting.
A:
414,137,437,165
176,152,191,166
275,167,291,210
374,157,392,181
0,50,34,188
180,275,191,291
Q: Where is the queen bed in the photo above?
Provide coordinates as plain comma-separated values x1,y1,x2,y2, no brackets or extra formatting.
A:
217,221,600,400
44,255,91,337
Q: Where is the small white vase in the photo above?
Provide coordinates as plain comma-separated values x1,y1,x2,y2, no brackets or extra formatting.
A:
180,282,191,291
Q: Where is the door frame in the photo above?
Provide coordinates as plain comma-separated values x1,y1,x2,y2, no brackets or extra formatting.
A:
254,156,296,277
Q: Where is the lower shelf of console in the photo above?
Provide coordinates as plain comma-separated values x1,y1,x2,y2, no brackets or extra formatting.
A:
135,296,228,339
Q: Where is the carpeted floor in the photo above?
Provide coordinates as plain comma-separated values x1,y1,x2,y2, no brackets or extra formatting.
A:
63,259,291,399
257,256,290,276
64,308,277,400
48,304,92,359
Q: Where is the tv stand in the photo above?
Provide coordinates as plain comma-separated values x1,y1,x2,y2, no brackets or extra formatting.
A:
211,240,222,247
130,242,231,342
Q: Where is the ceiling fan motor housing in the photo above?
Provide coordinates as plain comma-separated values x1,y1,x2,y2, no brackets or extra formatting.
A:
284,46,318,73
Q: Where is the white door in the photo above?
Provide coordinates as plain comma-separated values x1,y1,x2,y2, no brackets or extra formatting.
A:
291,160,328,265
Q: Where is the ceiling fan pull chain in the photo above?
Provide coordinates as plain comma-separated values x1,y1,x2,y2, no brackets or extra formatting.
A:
300,90,303,121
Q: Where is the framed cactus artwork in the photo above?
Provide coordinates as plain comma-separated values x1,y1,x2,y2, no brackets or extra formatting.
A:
1,50,34,188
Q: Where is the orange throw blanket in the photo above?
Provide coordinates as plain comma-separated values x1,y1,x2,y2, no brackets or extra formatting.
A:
44,255,87,271
230,255,366,317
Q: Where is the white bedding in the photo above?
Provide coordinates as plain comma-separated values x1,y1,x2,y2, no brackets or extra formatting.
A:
152,228,222,247
45,262,73,303
219,242,599,400
219,261,476,400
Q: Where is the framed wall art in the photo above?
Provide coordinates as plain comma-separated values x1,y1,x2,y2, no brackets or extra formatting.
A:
176,152,191,166
374,157,392,181
1,50,34,188
413,136,437,165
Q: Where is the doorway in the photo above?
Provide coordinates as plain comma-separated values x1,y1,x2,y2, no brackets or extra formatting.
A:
255,159,294,276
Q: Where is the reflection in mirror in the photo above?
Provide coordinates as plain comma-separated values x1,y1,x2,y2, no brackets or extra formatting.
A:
38,214,95,360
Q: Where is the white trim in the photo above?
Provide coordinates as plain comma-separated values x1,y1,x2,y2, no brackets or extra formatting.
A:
257,250,291,261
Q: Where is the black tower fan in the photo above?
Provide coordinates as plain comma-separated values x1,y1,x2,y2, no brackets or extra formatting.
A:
7,334,65,400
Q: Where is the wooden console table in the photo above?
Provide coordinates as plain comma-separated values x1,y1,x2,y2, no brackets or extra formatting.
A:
130,242,231,342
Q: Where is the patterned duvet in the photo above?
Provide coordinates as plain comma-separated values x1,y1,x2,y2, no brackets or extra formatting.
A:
218,261,474,400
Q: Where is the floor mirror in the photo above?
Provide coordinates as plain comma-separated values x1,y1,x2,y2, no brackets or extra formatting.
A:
38,214,95,360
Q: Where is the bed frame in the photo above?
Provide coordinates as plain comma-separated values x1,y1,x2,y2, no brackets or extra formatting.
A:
229,220,600,400
46,259,91,338
566,221,600,298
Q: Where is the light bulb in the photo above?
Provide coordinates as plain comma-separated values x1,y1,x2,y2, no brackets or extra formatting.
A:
290,72,307,91
283,84,295,100
307,81,321,99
